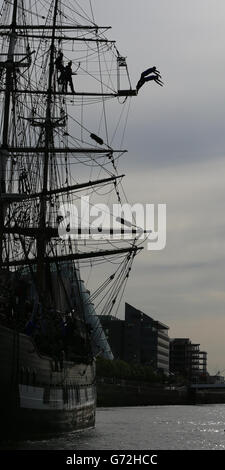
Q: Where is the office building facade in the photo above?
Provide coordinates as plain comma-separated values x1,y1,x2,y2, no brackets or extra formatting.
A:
99,303,170,374
170,338,207,380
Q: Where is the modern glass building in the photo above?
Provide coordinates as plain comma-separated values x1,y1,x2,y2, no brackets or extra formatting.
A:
99,303,170,374
124,303,170,374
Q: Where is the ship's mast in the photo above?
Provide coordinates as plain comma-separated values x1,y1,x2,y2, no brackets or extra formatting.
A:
2,0,17,147
0,0,18,265
36,0,59,293
0,0,140,284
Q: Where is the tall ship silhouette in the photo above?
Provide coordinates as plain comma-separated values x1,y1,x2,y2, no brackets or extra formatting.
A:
0,0,145,437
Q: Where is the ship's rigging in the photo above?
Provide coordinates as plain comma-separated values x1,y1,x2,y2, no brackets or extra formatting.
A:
0,0,166,438
0,0,142,336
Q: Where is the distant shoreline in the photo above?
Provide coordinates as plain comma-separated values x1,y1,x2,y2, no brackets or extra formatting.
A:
97,382,225,407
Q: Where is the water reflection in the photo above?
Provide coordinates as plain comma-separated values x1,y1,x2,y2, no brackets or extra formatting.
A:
1,405,225,450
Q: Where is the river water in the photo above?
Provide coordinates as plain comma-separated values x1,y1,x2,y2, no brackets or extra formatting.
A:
2,405,225,450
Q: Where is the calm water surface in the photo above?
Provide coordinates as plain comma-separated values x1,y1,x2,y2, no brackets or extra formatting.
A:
2,405,225,450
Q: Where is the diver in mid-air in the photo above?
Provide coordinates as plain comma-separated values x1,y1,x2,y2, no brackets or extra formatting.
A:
136,66,164,92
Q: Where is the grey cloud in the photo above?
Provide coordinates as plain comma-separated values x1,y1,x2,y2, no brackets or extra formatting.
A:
87,0,225,372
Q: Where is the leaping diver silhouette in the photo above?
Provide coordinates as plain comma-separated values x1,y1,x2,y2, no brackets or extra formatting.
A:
136,66,164,93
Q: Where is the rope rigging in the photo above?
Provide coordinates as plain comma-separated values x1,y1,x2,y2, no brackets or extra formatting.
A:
0,0,145,349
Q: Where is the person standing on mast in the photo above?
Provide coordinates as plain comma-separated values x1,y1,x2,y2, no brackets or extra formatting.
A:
63,61,75,94
55,50,64,84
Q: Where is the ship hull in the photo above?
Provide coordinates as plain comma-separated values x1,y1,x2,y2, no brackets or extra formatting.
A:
0,325,96,439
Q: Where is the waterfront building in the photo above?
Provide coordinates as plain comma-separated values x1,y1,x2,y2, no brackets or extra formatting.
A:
99,303,170,374
169,338,207,381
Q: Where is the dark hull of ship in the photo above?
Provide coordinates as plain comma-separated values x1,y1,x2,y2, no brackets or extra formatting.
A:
0,325,96,439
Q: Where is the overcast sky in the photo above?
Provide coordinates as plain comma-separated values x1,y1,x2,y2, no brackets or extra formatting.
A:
89,0,225,374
